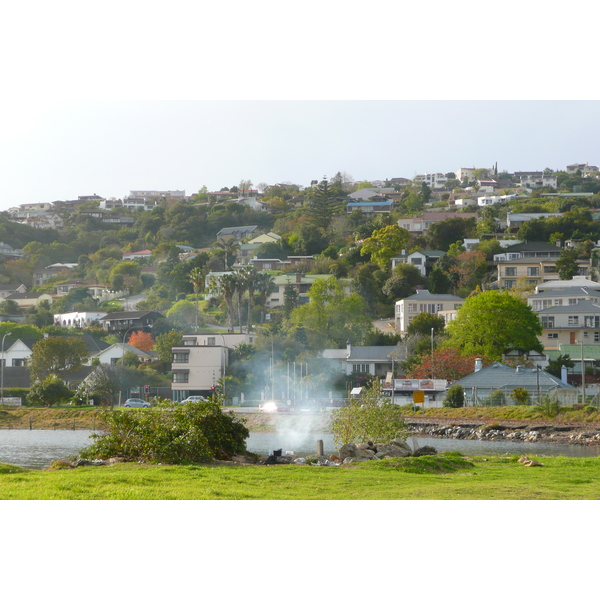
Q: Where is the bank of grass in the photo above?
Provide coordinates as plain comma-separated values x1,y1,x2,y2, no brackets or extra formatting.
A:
1,453,600,499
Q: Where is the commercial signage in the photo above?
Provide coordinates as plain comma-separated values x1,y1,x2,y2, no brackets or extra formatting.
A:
413,390,425,404
0,397,22,406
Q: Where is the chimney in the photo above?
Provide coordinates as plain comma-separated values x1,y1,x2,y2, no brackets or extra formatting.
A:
516,366,522,374
474,358,482,372
561,365,568,385
346,340,352,358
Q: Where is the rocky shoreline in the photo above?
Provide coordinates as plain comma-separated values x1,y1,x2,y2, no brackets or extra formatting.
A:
406,419,600,446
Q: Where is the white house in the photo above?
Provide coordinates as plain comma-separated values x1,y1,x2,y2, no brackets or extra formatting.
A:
91,343,156,365
54,311,107,328
395,290,465,332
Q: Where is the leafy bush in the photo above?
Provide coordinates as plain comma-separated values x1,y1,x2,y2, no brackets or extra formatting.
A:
331,379,407,445
443,384,464,408
79,397,249,464
27,375,73,407
511,387,530,406
534,394,562,419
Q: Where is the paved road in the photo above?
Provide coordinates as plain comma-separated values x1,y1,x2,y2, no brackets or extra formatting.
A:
121,294,146,310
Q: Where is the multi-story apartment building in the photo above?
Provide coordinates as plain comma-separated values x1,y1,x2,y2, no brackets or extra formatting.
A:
395,290,464,332
170,333,256,402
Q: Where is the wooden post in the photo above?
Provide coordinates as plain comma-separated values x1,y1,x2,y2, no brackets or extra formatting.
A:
317,439,324,456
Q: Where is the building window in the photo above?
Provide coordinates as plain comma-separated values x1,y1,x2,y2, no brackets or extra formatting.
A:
207,337,216,346
352,364,370,373
12,359,24,367
172,353,189,363
548,333,558,339
541,316,555,328
173,372,189,383
505,267,517,276
504,280,516,289
527,267,539,276
595,332,600,342
437,304,443,312
568,316,579,326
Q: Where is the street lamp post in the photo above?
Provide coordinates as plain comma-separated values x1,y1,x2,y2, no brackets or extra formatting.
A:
218,333,227,400
255,326,274,401
431,327,435,380
1,332,12,405
578,340,586,404
118,327,136,408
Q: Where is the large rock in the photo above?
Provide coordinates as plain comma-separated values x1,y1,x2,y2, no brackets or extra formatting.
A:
339,443,359,461
374,443,411,459
412,445,437,457
390,438,412,453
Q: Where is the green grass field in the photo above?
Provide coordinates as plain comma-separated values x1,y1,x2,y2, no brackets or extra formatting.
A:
2,453,600,500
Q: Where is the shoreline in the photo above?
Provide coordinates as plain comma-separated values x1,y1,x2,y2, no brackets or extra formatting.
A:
2,409,600,447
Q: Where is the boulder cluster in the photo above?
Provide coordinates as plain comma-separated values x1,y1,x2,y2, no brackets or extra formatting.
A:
407,422,600,445
262,439,437,466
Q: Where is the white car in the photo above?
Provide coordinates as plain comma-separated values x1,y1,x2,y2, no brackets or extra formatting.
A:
181,396,207,404
124,398,151,408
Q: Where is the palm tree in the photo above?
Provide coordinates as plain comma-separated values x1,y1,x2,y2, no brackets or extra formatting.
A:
254,272,276,325
188,267,204,332
240,266,258,332
212,238,241,270
217,273,238,332
233,270,249,333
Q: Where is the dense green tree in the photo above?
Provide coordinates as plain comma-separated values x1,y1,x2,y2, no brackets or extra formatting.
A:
546,353,574,378
331,379,407,445
556,247,580,279
307,179,342,230
360,225,410,269
443,384,465,408
425,217,477,252
289,277,372,349
27,375,73,407
445,291,543,361
26,337,91,381
283,283,300,319
155,330,184,363
406,313,446,336
428,267,453,294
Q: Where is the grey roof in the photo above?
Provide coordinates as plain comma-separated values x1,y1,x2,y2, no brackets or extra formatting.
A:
497,256,559,264
99,310,164,321
500,241,561,253
8,335,110,353
536,299,600,314
529,287,600,299
217,226,258,235
348,346,397,361
402,290,463,302
455,362,575,390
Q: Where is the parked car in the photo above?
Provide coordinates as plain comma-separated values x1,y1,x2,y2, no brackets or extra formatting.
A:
258,401,290,413
181,396,207,404
124,398,151,408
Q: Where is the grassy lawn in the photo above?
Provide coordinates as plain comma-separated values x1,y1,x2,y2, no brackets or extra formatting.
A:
2,453,600,500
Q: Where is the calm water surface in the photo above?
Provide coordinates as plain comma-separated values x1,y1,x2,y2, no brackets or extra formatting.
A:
1,430,599,470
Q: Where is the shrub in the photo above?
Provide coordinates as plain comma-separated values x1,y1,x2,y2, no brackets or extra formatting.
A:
331,379,407,445
511,387,530,406
443,384,464,408
27,375,73,406
79,396,249,464
534,394,562,419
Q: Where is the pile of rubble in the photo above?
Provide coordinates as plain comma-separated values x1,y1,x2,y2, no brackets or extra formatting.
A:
262,439,437,466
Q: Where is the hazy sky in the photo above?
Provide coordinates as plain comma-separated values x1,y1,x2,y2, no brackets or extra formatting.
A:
1,3,599,210
1,100,599,208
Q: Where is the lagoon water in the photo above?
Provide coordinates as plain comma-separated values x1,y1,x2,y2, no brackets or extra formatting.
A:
0,429,599,470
